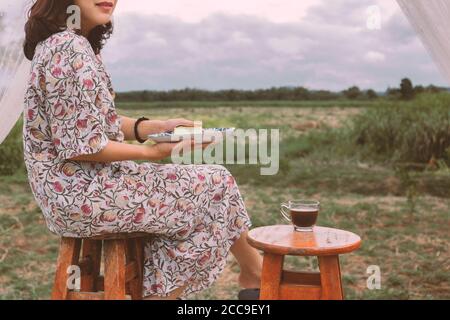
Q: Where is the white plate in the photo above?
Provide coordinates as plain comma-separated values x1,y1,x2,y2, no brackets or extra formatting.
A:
148,128,235,143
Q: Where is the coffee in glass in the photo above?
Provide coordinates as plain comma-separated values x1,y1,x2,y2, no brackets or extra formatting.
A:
280,200,320,232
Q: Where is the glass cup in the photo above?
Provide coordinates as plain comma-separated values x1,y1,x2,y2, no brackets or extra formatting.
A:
280,200,320,232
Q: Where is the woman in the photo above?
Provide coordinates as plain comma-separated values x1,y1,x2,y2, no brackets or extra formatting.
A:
23,0,262,299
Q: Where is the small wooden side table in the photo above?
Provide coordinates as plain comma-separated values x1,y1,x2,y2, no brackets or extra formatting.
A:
247,225,361,300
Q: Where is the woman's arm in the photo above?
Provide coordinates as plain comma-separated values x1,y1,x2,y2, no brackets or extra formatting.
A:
120,116,165,141
70,140,193,163
120,116,195,141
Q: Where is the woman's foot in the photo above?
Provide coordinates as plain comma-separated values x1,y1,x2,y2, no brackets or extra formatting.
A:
238,288,260,300
238,271,261,300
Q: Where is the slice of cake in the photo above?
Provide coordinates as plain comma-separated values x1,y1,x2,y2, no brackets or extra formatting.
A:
174,121,203,135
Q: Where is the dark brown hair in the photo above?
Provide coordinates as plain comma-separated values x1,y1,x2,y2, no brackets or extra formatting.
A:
24,0,113,60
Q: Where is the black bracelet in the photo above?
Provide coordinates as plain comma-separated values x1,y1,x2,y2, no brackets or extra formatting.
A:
134,117,149,143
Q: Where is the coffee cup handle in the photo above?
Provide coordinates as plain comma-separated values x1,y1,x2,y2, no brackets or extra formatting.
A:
280,203,291,223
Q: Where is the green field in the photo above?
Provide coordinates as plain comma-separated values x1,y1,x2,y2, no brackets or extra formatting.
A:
0,100,449,300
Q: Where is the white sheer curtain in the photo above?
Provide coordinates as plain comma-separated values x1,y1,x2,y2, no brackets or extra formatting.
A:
0,0,30,144
397,0,450,84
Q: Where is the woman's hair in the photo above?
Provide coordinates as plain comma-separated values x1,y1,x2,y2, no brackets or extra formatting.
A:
23,0,113,60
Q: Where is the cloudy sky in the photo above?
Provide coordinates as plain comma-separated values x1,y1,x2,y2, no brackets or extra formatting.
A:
101,0,447,92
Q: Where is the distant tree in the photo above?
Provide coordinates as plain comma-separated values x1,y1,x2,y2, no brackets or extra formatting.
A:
116,86,353,102
400,78,414,100
414,85,425,95
343,86,362,99
224,89,239,101
385,87,401,100
311,90,338,100
292,87,310,100
139,90,149,102
366,89,378,99
425,85,444,94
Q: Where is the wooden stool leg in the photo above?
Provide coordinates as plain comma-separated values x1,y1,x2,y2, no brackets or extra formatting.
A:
52,238,82,300
260,253,284,300
80,239,102,292
134,238,144,284
104,239,126,300
126,238,144,300
318,255,343,300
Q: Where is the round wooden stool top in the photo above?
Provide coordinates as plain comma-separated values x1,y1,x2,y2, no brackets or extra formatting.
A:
247,225,361,256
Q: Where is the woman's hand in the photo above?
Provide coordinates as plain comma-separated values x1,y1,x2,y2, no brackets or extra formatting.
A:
119,116,197,141
144,139,212,160
162,118,196,132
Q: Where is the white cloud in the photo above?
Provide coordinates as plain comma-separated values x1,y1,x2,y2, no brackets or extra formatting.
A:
144,31,168,47
267,37,306,55
102,0,447,91
115,0,316,23
227,32,254,46
364,51,386,63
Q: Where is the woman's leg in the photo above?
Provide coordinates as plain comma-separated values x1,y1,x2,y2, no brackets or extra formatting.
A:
143,230,262,299
230,230,263,288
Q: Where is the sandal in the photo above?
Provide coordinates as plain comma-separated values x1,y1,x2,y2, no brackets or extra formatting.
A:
238,288,260,300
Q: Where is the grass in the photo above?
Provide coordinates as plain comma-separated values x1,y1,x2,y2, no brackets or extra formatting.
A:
0,174,59,299
0,101,449,300
348,93,450,166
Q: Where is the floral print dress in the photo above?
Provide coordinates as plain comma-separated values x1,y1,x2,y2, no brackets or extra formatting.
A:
23,29,252,298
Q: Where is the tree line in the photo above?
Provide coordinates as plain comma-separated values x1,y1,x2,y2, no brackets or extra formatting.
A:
115,78,448,102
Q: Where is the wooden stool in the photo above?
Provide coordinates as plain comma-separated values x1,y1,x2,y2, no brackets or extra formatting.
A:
52,233,151,300
247,225,361,300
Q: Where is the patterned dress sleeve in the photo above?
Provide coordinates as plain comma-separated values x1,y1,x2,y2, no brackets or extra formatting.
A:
44,39,110,161
96,53,116,99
